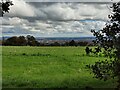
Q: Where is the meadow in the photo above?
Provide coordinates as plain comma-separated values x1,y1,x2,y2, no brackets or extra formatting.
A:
2,46,117,88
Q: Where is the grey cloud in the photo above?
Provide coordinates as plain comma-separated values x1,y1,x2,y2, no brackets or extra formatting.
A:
5,1,110,21
2,0,110,37
2,25,33,35
25,0,118,3
4,0,37,17
2,16,106,37
35,3,109,21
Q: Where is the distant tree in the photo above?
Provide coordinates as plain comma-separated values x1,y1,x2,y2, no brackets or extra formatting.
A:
52,42,60,46
69,40,76,46
0,0,13,16
3,35,39,46
18,36,27,46
4,36,18,46
78,41,88,46
87,2,120,88
26,35,39,46
35,40,40,46
64,42,69,46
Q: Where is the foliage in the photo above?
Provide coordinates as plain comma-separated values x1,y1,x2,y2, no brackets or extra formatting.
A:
87,2,120,88
85,47,92,55
26,35,39,46
3,35,39,46
69,40,76,46
1,0,13,16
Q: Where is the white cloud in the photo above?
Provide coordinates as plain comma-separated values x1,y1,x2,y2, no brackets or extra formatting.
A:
34,3,110,21
5,0,36,17
9,17,29,25
41,3,76,20
2,2,110,37
2,17,29,26
5,1,110,21
38,20,105,36
2,16,106,37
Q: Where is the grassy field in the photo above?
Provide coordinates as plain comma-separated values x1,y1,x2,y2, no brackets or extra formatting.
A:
2,46,117,88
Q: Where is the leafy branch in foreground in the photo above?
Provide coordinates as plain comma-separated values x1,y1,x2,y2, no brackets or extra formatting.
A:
87,2,120,88
0,0,13,16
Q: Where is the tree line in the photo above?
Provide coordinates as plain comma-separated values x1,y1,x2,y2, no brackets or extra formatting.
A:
2,35,39,46
2,35,94,46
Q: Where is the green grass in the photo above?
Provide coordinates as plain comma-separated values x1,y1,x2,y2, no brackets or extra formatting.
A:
2,46,117,88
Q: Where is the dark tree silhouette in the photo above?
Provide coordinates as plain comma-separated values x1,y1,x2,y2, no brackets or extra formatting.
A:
85,47,90,55
4,36,18,46
69,40,76,46
0,0,13,16
87,2,120,88
3,35,39,46
26,35,38,46
85,47,92,55
18,36,27,46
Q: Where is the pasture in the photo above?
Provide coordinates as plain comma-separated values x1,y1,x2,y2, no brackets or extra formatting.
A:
2,46,117,88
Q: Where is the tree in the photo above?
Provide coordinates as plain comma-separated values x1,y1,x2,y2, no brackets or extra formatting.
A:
78,41,88,46
52,42,60,46
3,36,26,46
18,36,27,46
0,0,13,16
3,35,39,46
26,35,39,46
69,40,76,46
87,2,120,88
4,36,18,46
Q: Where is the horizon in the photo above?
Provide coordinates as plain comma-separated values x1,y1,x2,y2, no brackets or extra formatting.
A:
0,36,96,41
0,35,95,38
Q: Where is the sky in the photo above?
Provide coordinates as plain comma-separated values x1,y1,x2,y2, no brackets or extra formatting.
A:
1,0,119,37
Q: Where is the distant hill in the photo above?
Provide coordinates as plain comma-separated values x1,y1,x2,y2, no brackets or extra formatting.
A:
36,37,95,42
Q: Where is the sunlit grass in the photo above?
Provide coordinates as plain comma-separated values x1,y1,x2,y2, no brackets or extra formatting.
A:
2,46,117,88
